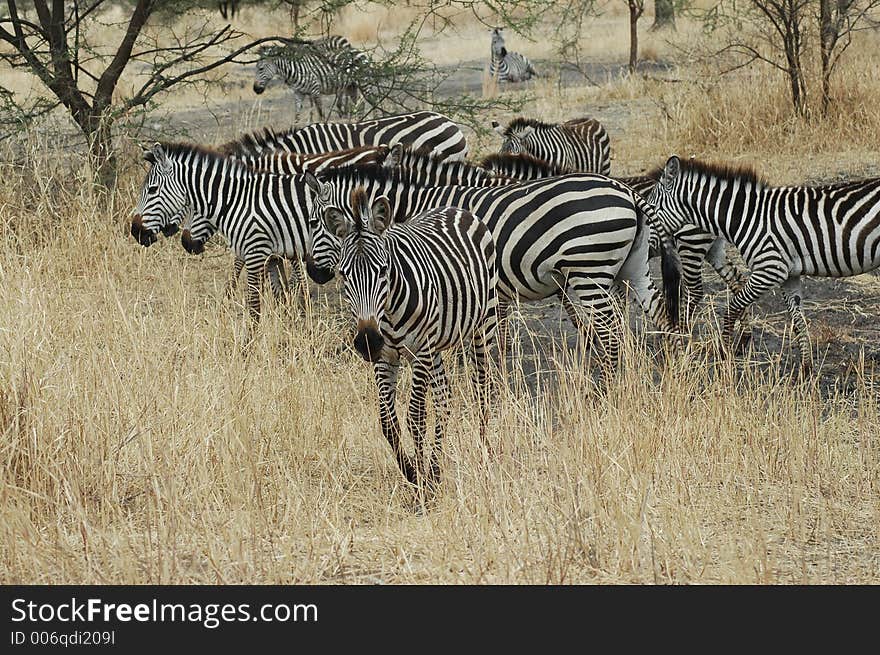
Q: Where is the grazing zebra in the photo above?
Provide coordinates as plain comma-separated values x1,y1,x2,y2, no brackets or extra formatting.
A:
209,144,392,297
253,37,366,120
492,116,611,175
305,166,683,382
326,188,499,486
650,155,880,370
218,111,468,162
130,142,328,327
474,154,747,327
489,27,537,83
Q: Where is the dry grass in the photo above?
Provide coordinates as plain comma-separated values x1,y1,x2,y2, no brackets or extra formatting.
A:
2,7,880,585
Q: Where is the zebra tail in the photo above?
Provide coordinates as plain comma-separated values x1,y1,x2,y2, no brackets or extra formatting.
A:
631,192,681,330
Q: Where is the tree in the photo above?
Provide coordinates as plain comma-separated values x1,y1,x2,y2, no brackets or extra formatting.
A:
817,0,880,113
0,1,289,188
651,0,676,30
627,0,646,73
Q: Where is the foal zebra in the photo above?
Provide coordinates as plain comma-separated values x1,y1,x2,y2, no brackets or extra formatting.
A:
131,143,326,327
650,155,880,370
492,117,611,176
252,36,366,119
327,188,499,486
218,111,468,162
305,166,682,382
489,27,537,83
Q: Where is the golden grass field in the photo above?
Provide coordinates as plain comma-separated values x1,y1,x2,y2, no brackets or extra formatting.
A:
1,3,879,583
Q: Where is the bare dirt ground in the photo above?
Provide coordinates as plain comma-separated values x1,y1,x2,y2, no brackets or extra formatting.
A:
143,56,880,402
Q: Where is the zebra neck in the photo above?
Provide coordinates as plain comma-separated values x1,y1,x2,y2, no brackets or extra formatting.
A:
683,174,765,244
185,155,252,229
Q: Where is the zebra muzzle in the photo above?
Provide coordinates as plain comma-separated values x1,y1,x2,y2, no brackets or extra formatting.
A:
161,223,180,237
180,229,205,255
130,214,157,247
252,83,265,95
354,321,384,363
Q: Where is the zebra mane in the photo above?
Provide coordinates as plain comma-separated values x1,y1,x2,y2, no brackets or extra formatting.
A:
216,127,293,157
316,161,402,186
391,144,491,177
480,152,566,175
678,158,766,188
158,141,253,174
502,116,558,135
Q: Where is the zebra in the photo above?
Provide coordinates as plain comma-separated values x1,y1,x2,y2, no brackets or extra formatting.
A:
252,37,366,120
476,152,746,328
212,144,392,297
650,155,880,371
130,142,329,328
217,111,468,162
304,165,683,383
325,188,499,486
492,116,611,175
489,27,537,83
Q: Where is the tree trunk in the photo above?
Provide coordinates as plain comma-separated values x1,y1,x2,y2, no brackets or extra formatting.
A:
651,0,676,31
628,0,643,74
85,115,117,190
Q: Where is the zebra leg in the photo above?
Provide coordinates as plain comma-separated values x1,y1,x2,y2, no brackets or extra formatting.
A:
720,257,788,356
408,354,437,486
560,282,620,387
312,94,324,121
495,299,512,360
426,351,449,486
265,255,289,302
287,258,309,306
225,255,245,299
780,276,813,375
470,327,495,453
374,361,417,484
706,239,753,346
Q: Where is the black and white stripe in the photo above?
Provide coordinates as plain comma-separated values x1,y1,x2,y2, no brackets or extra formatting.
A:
651,155,880,369
219,111,468,162
325,189,499,485
131,143,326,326
252,36,366,119
493,116,611,176
489,27,537,83
305,166,682,381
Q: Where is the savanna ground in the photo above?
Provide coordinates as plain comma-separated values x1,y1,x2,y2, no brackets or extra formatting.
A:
1,3,879,584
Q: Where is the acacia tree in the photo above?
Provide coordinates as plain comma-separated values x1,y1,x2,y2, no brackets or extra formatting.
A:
0,1,292,187
817,0,880,112
627,0,646,72
651,0,676,30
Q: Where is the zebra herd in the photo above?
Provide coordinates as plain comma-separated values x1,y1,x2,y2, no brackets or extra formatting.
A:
131,107,880,488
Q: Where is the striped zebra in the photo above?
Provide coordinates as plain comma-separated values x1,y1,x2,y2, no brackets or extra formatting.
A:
650,155,880,370
130,142,327,327
217,111,468,162
326,188,499,485
252,36,366,119
489,27,537,83
492,117,611,175
475,152,746,327
304,166,683,382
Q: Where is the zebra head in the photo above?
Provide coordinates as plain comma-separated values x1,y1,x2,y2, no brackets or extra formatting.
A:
131,143,187,247
490,27,506,58
179,203,219,256
324,187,393,363
496,123,534,155
253,46,280,94
649,156,689,234
303,172,342,284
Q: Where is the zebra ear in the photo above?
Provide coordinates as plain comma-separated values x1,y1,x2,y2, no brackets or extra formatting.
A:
323,207,351,239
145,143,167,167
303,171,321,194
370,196,393,235
518,126,535,139
663,156,681,184
491,120,504,135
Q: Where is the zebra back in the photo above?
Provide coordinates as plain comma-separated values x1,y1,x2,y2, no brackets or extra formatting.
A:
382,144,506,187
479,152,568,181
496,116,611,175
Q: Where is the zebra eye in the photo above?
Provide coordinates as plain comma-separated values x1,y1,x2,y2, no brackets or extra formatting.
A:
147,184,159,193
